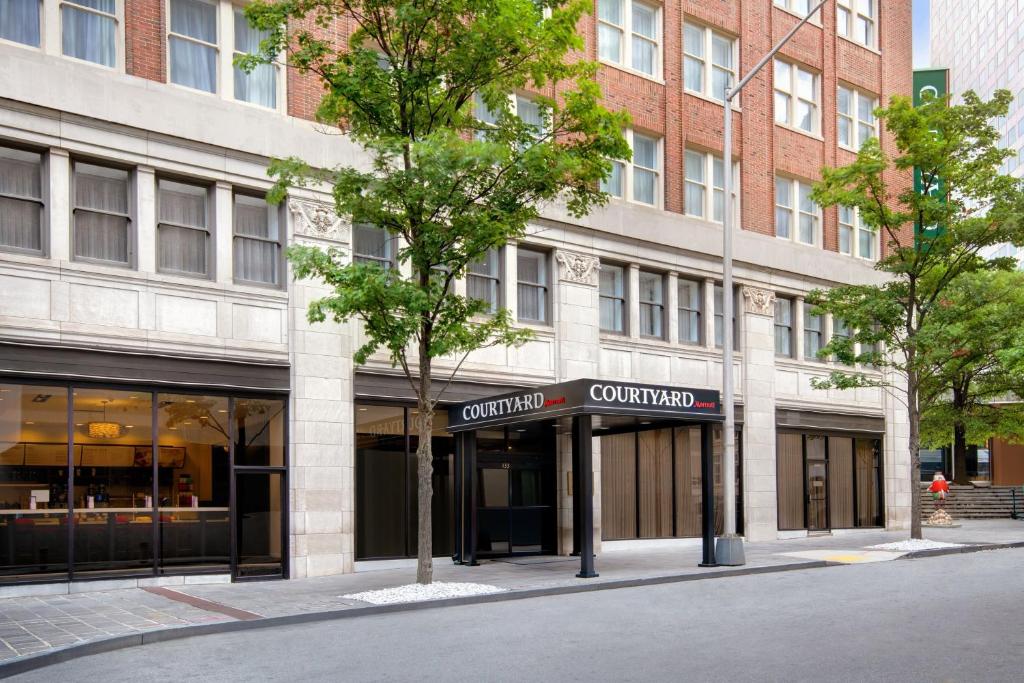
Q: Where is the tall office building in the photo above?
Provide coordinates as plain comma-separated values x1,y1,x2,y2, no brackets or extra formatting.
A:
0,1,911,587
931,0,1024,268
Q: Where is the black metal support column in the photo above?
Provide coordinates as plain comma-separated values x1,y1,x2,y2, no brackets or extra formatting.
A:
699,422,718,567
461,430,478,566
571,425,582,556
452,432,464,564
572,415,598,578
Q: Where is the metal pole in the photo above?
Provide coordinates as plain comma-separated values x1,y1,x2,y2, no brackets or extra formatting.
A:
717,0,829,567
699,422,717,567
573,415,598,578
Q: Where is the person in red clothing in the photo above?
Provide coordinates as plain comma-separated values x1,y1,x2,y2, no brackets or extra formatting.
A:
928,472,950,510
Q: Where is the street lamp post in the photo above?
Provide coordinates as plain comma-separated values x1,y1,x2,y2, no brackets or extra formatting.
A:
716,0,830,566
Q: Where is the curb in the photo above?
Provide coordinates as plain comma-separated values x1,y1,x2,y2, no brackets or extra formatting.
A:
0,559,827,678
898,540,1024,560
4,542,1023,678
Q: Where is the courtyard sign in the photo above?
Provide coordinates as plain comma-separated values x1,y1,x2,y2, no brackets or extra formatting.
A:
448,379,721,432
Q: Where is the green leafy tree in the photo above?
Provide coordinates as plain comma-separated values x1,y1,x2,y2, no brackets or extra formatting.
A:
807,91,1024,538
918,270,1024,483
241,0,629,583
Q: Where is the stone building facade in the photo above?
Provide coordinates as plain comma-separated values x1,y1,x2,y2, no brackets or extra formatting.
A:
0,0,911,584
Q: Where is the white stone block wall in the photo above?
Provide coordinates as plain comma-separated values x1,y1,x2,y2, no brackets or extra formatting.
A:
739,287,779,542
287,203,354,578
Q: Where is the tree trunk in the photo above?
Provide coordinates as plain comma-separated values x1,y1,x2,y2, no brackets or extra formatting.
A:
908,370,922,540
951,386,969,484
416,356,434,585
952,422,969,485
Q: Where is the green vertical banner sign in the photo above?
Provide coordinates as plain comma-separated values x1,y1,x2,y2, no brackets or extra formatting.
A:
913,69,949,246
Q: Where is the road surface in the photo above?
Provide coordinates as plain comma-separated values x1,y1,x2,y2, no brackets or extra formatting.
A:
13,548,1024,682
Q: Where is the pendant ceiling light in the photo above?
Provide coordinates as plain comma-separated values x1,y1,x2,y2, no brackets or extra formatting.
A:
87,400,123,439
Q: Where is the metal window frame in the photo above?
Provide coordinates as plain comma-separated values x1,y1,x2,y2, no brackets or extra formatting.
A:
0,375,288,586
70,158,134,268
598,262,627,334
156,175,214,279
232,190,284,288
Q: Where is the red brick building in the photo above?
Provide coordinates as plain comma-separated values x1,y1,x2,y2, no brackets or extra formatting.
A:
0,1,913,585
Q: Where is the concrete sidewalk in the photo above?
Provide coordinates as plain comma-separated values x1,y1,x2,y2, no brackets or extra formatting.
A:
1,520,1022,670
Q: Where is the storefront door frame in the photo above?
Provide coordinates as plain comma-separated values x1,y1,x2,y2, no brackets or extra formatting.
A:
0,376,288,585
449,379,725,578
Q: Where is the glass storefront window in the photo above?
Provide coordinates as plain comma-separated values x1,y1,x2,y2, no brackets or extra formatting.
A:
157,394,230,572
72,388,154,576
355,404,456,561
355,405,407,559
601,425,741,541
0,384,70,580
234,399,286,467
236,471,283,578
0,382,287,584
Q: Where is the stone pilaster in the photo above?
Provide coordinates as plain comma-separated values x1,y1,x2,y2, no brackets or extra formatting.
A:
552,249,601,555
286,198,354,577
884,361,912,530
740,285,778,541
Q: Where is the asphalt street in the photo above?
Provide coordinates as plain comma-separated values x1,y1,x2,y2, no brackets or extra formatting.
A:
12,548,1024,683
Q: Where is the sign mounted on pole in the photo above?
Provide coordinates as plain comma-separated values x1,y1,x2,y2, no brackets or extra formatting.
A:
913,68,949,247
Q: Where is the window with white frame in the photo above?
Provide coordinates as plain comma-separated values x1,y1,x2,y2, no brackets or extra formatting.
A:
517,248,548,323
684,149,738,222
775,176,819,245
683,21,736,102
774,297,793,357
233,7,276,108
60,0,118,67
837,0,876,48
600,130,661,206
157,178,210,277
233,192,281,286
638,270,663,338
467,249,501,314
774,0,814,16
837,85,878,149
599,263,626,333
0,145,44,255
1,0,41,47
838,205,876,260
353,224,394,268
774,59,819,134
72,161,131,265
169,0,218,93
474,93,546,142
803,302,823,361
597,0,660,78
677,278,701,344
832,317,852,365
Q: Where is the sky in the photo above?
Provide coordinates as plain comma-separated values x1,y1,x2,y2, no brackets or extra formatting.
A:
913,0,930,69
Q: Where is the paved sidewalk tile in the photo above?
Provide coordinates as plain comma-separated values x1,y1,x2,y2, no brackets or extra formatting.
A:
0,519,1021,666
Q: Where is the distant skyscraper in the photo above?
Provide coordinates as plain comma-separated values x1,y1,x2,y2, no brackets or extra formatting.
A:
931,0,1024,267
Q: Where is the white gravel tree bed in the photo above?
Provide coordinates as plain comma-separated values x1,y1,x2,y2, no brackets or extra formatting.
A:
866,539,965,552
342,582,507,605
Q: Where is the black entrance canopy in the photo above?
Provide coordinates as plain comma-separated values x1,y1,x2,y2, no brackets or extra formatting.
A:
448,379,723,577
448,378,723,431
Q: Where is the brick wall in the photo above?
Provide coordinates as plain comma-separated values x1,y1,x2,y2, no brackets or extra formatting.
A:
120,1,913,254
125,0,165,82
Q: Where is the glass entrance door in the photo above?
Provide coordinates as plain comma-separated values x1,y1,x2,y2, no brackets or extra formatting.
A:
806,436,828,531
475,424,555,558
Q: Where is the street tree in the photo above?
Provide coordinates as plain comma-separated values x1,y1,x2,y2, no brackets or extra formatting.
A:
918,269,1024,483
240,0,630,583
807,90,1024,538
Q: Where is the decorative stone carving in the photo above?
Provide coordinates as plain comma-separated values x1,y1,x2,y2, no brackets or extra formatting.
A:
555,250,601,286
742,286,777,316
289,199,350,243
